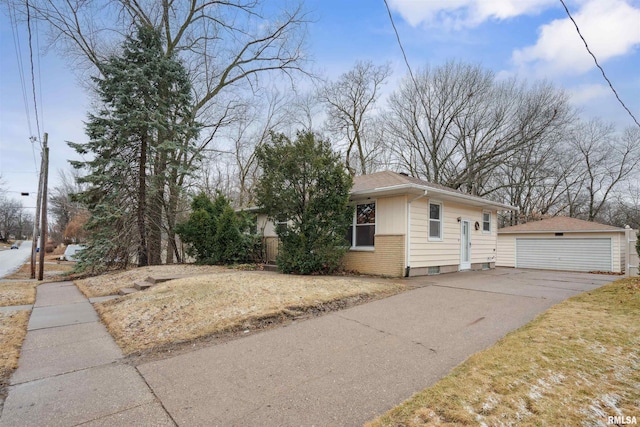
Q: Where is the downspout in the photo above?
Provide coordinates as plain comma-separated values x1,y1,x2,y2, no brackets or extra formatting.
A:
406,190,428,277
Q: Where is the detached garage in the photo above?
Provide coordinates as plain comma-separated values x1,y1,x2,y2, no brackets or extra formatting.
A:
497,217,628,273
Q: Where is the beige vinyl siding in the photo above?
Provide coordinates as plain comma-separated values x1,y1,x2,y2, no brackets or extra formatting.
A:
410,199,497,268
619,233,625,273
496,234,516,267
496,231,625,272
375,195,407,235
257,214,277,237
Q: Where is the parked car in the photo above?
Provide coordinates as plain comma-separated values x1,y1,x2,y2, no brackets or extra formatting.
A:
10,243,19,249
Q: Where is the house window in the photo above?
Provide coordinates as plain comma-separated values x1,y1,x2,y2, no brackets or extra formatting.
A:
428,202,442,240
275,217,289,234
482,211,491,233
347,202,375,248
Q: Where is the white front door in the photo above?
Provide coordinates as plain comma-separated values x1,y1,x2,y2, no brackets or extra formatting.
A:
460,220,471,270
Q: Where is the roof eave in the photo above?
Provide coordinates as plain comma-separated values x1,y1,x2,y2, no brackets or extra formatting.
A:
425,187,518,211
349,184,429,200
498,229,625,234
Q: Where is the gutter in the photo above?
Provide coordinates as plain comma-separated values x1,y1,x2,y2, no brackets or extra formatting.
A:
425,187,518,211
405,190,428,277
350,183,430,198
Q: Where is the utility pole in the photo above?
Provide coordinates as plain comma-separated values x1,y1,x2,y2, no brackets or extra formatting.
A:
31,134,45,279
38,133,49,281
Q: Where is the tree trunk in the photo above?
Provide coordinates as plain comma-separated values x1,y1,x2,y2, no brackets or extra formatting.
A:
137,134,148,267
148,147,166,266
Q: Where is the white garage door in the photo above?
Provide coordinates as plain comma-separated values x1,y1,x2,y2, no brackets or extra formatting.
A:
516,238,612,272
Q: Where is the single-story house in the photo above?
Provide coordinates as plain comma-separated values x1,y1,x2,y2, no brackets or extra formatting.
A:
496,216,634,273
256,171,517,277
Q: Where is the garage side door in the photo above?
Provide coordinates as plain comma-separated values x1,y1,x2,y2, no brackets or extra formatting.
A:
516,238,612,272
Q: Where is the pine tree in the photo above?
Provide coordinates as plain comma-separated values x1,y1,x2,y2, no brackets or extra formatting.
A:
70,25,199,271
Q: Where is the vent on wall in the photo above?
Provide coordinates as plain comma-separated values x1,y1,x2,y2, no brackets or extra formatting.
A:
555,232,564,236
482,262,490,270
428,266,440,275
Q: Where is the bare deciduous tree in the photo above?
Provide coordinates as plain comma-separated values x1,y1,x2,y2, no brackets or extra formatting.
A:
49,169,87,243
318,60,392,175
568,121,640,221
385,61,573,197
14,0,311,263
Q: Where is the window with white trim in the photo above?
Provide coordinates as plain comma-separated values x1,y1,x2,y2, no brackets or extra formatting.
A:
482,211,491,233
346,202,375,248
428,202,442,240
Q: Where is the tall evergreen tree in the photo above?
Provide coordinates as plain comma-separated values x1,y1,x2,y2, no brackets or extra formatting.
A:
70,25,199,270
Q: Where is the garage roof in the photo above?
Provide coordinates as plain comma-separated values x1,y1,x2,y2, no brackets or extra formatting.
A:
498,216,626,234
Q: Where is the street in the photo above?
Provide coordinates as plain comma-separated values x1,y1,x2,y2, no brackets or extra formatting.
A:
0,241,32,278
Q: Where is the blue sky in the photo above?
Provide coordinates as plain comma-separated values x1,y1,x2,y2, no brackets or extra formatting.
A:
1,0,639,203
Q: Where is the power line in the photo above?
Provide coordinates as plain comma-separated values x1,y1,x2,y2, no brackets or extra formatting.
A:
7,3,39,176
35,17,44,134
26,0,43,146
559,0,640,128
383,0,420,95
8,4,33,137
383,0,433,143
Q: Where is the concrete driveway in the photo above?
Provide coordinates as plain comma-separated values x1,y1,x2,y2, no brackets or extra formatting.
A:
134,268,615,426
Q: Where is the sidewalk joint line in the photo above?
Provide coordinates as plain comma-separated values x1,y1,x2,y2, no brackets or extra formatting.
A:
135,366,179,426
9,361,123,386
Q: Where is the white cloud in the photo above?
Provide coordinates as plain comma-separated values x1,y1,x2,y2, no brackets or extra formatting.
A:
512,0,640,75
566,83,610,105
388,0,556,28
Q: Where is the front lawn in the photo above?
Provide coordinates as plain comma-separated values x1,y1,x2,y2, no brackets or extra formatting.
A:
4,260,75,280
367,277,640,426
75,264,233,297
0,310,30,404
0,281,39,306
95,271,405,354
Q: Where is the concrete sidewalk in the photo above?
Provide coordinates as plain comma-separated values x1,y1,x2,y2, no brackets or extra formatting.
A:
0,281,174,427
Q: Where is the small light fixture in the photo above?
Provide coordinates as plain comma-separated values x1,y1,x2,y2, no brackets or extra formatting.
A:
457,217,461,222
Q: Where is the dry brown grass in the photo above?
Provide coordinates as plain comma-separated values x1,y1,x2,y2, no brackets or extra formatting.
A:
367,277,640,427
0,310,30,386
75,264,233,297
4,261,74,280
96,271,405,354
0,281,39,306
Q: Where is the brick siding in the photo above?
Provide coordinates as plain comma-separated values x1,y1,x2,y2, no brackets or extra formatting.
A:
342,234,405,277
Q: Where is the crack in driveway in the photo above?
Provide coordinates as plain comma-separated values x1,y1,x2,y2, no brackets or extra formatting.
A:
336,313,438,353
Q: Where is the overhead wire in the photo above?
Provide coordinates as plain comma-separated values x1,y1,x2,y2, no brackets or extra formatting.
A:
35,17,44,134
383,0,432,134
26,0,44,146
8,3,33,138
559,0,640,128
7,2,39,176
383,0,420,93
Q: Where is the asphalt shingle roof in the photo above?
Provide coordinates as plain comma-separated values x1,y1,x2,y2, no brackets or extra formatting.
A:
353,171,472,195
498,216,626,233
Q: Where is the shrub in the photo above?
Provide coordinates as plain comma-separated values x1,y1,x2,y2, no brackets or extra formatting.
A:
255,131,353,275
177,192,260,265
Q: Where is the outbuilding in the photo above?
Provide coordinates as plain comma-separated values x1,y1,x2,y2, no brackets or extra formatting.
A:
496,216,633,273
